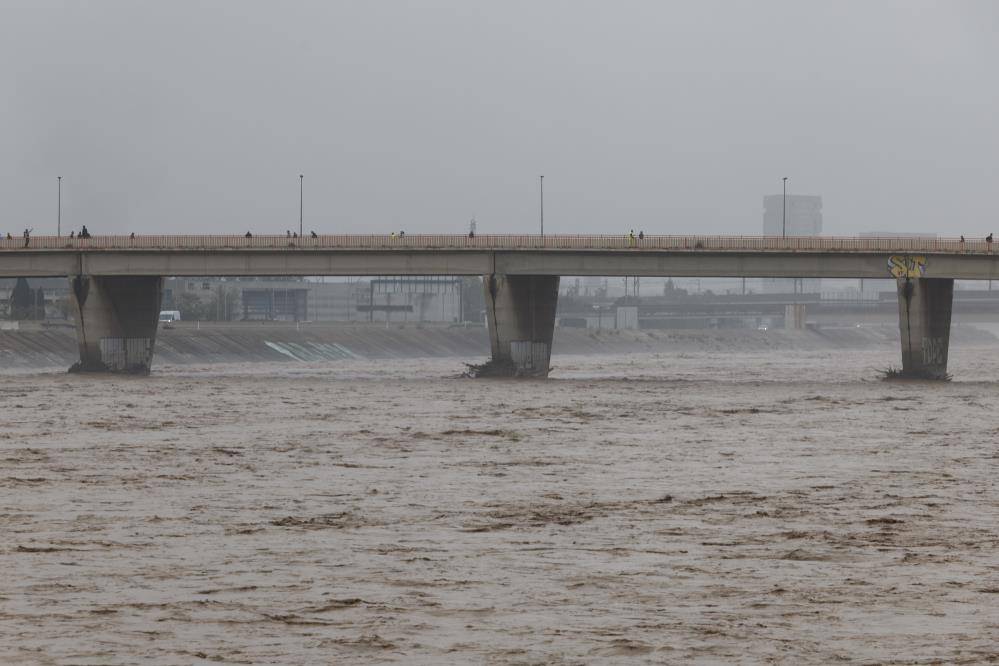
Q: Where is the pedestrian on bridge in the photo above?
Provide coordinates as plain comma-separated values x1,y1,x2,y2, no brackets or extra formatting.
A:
310,230,318,238
629,229,636,247
23,228,31,248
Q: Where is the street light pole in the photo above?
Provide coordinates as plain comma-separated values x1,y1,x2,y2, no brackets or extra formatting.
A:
299,174,304,237
539,175,544,236
782,176,788,238
57,176,62,236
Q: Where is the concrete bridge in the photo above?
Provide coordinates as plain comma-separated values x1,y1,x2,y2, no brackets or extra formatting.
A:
3,233,997,379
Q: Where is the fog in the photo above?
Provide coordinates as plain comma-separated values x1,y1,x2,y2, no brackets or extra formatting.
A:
3,1,997,237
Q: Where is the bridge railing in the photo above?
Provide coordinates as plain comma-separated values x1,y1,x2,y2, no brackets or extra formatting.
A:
0,233,993,253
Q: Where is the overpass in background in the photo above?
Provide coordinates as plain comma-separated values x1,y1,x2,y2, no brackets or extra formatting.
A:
2,234,996,379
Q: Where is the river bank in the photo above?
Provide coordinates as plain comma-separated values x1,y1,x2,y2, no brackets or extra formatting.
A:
0,321,996,370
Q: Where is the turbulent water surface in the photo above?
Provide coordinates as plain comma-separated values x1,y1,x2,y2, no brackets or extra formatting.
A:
2,349,999,664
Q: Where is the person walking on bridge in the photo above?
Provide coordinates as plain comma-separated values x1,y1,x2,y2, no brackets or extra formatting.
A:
22,228,31,247
629,229,636,247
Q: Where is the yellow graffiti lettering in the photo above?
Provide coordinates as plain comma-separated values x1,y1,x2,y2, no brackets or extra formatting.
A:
887,255,927,279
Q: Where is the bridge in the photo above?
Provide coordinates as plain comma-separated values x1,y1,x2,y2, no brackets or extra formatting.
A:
3,234,996,379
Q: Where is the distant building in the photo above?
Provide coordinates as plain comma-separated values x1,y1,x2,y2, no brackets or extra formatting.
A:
162,276,466,323
763,194,822,236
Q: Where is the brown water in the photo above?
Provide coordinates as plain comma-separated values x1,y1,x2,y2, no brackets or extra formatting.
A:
2,349,999,664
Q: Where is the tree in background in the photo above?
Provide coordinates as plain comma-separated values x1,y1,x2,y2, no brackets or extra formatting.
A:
8,277,41,320
174,291,214,321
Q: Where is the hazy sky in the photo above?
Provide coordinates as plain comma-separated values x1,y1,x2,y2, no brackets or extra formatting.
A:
3,1,997,236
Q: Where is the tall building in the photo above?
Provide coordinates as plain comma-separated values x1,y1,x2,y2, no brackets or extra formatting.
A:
763,194,822,236
761,194,823,294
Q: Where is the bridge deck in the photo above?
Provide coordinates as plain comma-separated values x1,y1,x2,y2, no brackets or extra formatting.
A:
2,235,996,280
0,233,992,254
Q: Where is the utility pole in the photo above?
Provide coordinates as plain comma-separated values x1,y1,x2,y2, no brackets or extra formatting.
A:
782,176,788,238
299,174,304,237
57,176,62,236
539,175,544,236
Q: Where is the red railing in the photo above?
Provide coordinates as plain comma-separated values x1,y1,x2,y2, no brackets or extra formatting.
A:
0,234,993,254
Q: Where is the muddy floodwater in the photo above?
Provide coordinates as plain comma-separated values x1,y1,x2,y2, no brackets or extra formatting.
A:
2,348,999,664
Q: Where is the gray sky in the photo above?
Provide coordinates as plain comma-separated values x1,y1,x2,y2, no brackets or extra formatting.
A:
3,1,997,236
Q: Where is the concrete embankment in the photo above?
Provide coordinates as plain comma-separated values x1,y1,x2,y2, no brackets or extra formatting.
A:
0,321,995,370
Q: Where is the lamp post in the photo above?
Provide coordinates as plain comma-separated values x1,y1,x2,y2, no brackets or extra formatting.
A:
782,176,788,238
299,174,304,237
57,176,62,236
539,175,544,236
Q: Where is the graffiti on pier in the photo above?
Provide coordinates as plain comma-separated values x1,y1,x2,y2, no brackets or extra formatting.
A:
888,255,927,279
921,336,947,366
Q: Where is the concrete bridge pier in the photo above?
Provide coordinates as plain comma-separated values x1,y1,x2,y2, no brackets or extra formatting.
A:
897,277,954,379
69,275,164,374
483,274,560,377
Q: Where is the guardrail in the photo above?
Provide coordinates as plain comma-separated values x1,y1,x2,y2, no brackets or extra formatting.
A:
0,234,993,254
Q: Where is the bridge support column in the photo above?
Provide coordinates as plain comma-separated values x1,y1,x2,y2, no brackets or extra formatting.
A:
482,274,559,377
69,275,163,374
897,277,953,380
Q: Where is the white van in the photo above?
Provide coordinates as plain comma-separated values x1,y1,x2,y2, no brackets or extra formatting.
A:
159,310,181,322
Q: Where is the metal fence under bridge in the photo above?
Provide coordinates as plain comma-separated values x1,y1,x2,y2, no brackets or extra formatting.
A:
98,337,154,372
510,341,552,375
